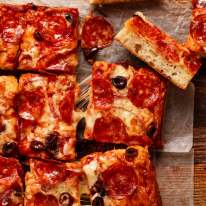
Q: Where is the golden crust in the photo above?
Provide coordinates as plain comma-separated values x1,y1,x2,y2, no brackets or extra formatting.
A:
81,146,162,206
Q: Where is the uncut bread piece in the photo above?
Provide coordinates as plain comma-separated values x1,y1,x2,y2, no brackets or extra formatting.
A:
25,159,81,206
0,76,19,157
0,4,34,70
18,6,79,74
84,61,167,148
17,74,82,161
0,156,24,206
186,0,206,56
115,12,202,89
81,145,162,206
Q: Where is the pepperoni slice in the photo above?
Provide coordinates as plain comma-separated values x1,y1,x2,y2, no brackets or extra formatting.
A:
156,39,179,63
183,51,202,73
37,14,68,44
93,79,113,109
18,90,45,121
81,16,114,49
190,15,206,44
59,90,74,124
132,15,161,41
93,116,128,143
33,161,66,186
128,69,164,109
32,193,58,206
102,163,137,199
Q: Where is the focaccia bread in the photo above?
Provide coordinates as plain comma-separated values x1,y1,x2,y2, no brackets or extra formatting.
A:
81,145,162,206
186,0,206,56
84,61,167,148
17,74,82,161
0,76,19,157
115,12,202,89
25,159,81,206
0,156,24,206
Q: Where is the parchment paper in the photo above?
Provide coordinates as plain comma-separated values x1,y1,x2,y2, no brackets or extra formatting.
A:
0,0,194,205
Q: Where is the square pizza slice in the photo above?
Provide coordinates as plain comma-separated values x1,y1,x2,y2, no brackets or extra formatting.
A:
81,145,162,206
186,1,206,56
115,12,202,89
84,61,167,148
0,4,34,70
0,76,19,157
0,156,24,206
25,159,81,206
17,73,82,161
18,6,79,73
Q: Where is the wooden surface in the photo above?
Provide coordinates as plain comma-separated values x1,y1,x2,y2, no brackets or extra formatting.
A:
193,65,206,206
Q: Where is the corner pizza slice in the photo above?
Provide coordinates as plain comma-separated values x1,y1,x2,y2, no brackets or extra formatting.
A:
18,74,82,161
81,145,162,206
115,12,202,89
25,159,81,206
0,76,19,157
0,156,24,206
84,61,166,148
0,4,33,70
186,1,206,56
18,6,79,73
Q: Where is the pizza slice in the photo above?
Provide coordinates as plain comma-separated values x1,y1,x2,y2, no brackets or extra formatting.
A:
17,73,82,161
186,1,206,56
0,76,19,157
81,145,162,206
0,156,24,206
18,6,79,73
0,4,33,70
84,61,166,148
115,12,202,89
25,159,81,206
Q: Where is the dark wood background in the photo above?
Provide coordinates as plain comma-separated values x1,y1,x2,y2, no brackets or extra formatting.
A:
193,66,206,205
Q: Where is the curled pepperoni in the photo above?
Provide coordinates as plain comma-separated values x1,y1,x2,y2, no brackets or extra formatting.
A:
128,69,164,109
33,161,66,185
102,163,137,199
190,15,206,44
81,16,114,49
18,90,45,121
59,90,74,124
37,14,69,44
93,79,113,109
32,193,58,206
93,116,128,143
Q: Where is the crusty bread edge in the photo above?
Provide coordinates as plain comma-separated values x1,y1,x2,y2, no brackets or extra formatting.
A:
115,19,193,90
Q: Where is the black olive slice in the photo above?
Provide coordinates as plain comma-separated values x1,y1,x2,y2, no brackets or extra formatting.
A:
45,132,59,155
147,123,157,138
59,192,74,206
34,31,43,41
65,13,74,25
92,196,104,206
125,147,138,161
111,76,127,90
76,117,86,141
91,179,106,197
83,48,99,64
2,142,18,157
30,140,45,152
